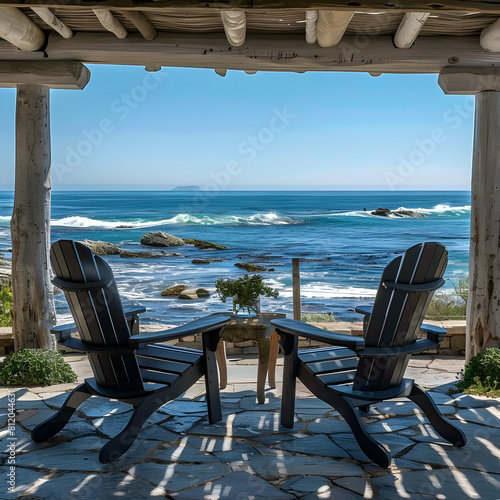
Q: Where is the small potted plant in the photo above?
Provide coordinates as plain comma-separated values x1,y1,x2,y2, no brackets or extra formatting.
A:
215,274,279,315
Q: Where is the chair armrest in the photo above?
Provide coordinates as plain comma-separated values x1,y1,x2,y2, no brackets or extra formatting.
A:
354,305,373,317
271,318,365,351
51,305,148,341
420,323,447,342
360,338,439,357
128,315,231,346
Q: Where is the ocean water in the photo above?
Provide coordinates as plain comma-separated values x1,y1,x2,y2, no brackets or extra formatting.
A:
0,190,471,325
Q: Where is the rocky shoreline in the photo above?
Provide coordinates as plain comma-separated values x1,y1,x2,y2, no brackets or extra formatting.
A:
370,207,426,218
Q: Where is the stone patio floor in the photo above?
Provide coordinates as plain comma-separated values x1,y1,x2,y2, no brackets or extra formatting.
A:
1,354,500,499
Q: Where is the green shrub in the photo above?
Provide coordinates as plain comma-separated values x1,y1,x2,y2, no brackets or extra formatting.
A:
457,347,500,398
425,277,469,321
302,313,336,323
215,274,279,314
0,349,77,386
0,285,13,327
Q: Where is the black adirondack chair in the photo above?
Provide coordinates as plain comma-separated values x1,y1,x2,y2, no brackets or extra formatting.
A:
32,240,230,463
272,242,466,467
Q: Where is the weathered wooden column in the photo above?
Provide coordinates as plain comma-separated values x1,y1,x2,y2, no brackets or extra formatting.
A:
1,62,91,350
439,67,500,361
11,84,54,350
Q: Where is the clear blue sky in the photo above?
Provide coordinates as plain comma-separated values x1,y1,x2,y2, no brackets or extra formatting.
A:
0,64,474,191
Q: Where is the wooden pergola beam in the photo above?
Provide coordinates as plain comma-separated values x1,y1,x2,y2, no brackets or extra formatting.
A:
121,11,157,40
305,11,318,44
31,7,73,39
316,10,353,47
221,10,246,47
394,12,430,49
1,33,500,74
0,1,500,14
0,61,91,89
93,8,128,39
0,7,45,51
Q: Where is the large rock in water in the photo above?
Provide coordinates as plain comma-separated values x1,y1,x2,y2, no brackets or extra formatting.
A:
78,240,122,255
141,232,185,247
161,285,187,296
370,208,426,218
235,262,268,272
183,238,228,250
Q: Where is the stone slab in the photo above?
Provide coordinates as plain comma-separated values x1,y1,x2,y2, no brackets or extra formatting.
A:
160,416,203,433
190,411,305,437
247,455,365,479
0,467,45,499
274,434,350,459
22,471,166,499
371,469,500,499
128,462,231,492
403,442,500,474
281,474,331,493
170,471,294,499
456,407,500,428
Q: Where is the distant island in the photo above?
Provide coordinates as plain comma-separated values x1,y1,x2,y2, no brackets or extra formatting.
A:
171,185,201,191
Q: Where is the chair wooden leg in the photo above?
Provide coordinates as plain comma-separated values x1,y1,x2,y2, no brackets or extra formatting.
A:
358,404,371,413
279,330,297,429
203,329,223,424
408,384,467,447
333,397,391,468
98,396,158,464
268,330,279,389
256,338,270,404
32,384,92,443
216,340,228,390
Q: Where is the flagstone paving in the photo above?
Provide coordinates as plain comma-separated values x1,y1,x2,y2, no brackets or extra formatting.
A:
0,355,499,499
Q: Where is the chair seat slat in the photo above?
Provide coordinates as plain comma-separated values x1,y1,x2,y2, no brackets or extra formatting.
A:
140,369,177,385
137,345,201,364
306,357,359,375
137,356,192,375
299,347,356,363
319,370,357,386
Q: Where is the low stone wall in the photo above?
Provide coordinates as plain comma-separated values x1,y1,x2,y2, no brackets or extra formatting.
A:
0,320,467,357
148,319,467,357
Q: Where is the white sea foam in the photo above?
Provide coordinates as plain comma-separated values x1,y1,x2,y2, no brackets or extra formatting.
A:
329,204,470,218
0,216,11,221
280,285,376,299
51,212,300,228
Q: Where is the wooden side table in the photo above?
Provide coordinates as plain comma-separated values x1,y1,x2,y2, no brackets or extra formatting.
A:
211,312,286,403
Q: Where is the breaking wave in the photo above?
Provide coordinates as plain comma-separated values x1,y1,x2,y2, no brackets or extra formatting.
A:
51,212,301,228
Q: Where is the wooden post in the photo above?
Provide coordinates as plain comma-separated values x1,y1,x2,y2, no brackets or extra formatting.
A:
466,90,500,360
11,84,56,350
438,68,500,361
292,258,301,321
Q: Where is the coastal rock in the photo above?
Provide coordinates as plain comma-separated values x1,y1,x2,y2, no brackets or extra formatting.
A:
234,262,268,272
183,239,228,250
192,258,224,264
171,185,201,191
161,285,187,296
179,289,199,300
120,251,161,258
120,250,183,258
370,208,426,218
78,240,122,255
196,288,210,297
141,232,185,247
116,225,133,229
0,259,11,286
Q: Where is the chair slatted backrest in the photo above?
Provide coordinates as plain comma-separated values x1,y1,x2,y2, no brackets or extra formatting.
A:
51,240,144,392
353,242,447,392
